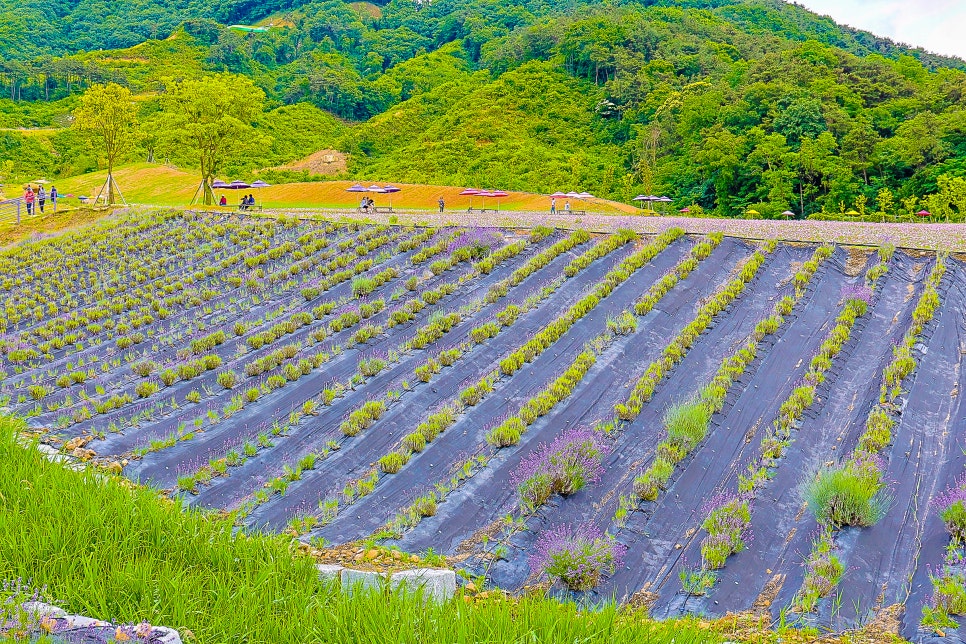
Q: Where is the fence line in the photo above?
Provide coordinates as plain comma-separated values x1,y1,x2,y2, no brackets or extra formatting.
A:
0,198,22,225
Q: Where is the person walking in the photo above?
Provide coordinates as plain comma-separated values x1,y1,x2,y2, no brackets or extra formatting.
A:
49,186,58,212
550,197,556,214
24,186,35,216
37,186,46,213
438,197,445,213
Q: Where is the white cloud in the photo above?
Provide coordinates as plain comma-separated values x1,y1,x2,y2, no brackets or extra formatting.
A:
796,0,966,60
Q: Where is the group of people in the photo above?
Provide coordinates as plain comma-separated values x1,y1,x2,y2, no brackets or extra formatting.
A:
359,196,376,214
23,185,58,216
549,197,571,215
221,194,257,210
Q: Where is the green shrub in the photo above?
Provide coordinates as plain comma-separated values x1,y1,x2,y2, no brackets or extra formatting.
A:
700,497,750,570
497,305,521,327
795,529,844,613
135,381,159,398
606,311,637,336
941,500,966,542
805,455,890,527
217,371,240,390
379,451,409,474
438,349,461,366
664,401,711,451
352,277,376,297
358,356,387,378
487,418,524,447
131,361,157,377
402,432,427,453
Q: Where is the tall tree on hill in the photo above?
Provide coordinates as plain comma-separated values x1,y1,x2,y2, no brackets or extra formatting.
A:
72,83,139,205
158,73,265,205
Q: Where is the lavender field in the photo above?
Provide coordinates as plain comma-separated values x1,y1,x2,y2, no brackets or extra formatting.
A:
4,210,965,642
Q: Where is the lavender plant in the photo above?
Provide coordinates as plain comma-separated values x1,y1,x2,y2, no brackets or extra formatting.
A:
530,524,626,591
511,427,610,511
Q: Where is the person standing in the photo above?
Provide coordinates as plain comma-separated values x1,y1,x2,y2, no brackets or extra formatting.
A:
564,200,571,213
49,186,58,212
37,185,46,213
24,186,35,216
438,197,445,213
550,197,556,214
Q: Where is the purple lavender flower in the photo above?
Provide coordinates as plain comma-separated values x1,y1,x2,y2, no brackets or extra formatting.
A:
447,228,501,255
511,428,610,509
841,283,872,305
530,524,626,591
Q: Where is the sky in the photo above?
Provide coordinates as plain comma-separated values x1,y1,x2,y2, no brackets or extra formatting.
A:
797,0,966,60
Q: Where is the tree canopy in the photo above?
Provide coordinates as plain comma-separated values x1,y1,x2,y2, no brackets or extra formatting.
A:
3,0,966,217
72,83,139,204
157,74,265,204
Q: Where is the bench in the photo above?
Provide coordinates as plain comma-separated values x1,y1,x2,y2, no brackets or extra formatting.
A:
238,205,263,212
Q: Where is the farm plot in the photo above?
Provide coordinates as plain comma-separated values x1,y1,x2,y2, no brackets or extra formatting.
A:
5,210,965,641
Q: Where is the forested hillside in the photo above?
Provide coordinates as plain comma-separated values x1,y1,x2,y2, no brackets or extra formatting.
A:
2,0,966,217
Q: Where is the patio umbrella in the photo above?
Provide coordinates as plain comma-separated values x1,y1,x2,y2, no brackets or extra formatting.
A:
250,180,271,188
226,180,251,190
366,185,387,209
632,195,650,209
211,179,229,189
459,188,480,210
550,192,569,198
746,209,760,217
346,183,368,192
382,184,401,210
916,210,931,218
490,190,509,212
781,210,796,218
679,207,691,214
476,190,495,210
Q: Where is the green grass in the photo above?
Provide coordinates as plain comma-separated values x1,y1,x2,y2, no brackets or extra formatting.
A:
804,458,890,528
0,416,718,643
665,400,712,450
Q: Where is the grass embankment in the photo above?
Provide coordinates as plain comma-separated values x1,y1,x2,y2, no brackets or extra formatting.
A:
0,206,112,248
0,416,715,643
52,162,637,213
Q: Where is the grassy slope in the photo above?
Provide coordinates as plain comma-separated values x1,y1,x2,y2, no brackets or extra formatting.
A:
53,162,638,213
352,60,620,195
0,416,717,644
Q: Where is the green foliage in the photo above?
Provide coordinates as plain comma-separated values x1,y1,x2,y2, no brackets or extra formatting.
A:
6,0,966,209
805,456,890,528
795,529,845,613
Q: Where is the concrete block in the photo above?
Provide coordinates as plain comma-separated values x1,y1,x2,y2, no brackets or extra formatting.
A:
389,569,456,603
315,563,344,583
341,568,386,595
18,601,67,619
153,626,184,643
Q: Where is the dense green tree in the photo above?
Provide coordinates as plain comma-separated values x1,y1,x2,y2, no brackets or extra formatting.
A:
157,73,265,204
72,83,139,204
